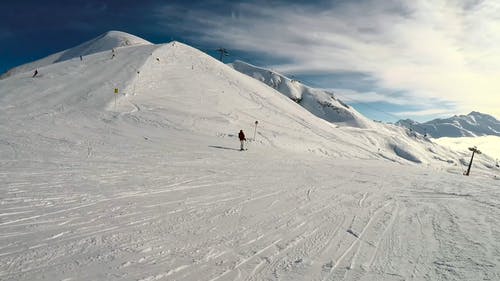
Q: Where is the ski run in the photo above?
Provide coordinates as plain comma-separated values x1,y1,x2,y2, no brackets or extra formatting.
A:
1,31,499,281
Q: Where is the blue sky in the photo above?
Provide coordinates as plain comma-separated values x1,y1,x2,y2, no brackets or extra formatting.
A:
1,0,500,122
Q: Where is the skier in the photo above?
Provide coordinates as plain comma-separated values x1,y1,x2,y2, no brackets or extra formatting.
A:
32,69,38,78
238,130,246,151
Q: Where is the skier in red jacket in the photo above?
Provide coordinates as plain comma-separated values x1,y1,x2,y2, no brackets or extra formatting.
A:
238,130,246,151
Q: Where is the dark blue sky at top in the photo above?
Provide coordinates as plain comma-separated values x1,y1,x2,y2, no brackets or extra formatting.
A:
0,0,173,72
0,0,352,88
0,0,328,73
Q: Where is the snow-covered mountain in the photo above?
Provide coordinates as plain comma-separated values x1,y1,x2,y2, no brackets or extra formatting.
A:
229,60,372,128
0,30,152,79
396,111,500,138
228,60,498,166
0,32,467,166
1,31,495,168
1,31,499,281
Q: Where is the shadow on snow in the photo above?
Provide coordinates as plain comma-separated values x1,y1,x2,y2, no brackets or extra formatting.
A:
209,145,240,151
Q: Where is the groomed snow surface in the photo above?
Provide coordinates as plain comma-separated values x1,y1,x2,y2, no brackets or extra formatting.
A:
3,143,499,281
1,32,500,280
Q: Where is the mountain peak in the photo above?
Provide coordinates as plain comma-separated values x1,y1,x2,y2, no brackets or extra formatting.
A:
1,31,152,79
397,111,500,138
468,111,486,117
53,30,151,63
92,30,152,48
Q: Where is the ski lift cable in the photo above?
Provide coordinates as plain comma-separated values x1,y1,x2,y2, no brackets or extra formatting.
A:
332,92,406,122
324,90,432,134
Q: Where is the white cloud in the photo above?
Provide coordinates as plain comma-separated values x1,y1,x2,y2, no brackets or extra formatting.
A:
156,0,500,119
391,108,458,117
330,88,425,106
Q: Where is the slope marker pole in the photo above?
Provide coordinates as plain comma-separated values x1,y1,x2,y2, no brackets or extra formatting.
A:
114,88,119,110
253,120,259,141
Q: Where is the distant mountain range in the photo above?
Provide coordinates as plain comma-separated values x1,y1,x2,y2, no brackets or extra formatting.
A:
229,61,500,139
396,111,500,138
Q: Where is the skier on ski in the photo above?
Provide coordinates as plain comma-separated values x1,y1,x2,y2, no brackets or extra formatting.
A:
32,69,38,78
238,130,246,151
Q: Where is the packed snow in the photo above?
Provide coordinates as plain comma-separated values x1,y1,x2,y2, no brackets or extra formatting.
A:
1,32,499,281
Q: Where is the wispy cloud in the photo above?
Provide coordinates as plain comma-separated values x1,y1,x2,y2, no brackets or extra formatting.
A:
331,88,425,106
155,0,500,119
391,108,458,117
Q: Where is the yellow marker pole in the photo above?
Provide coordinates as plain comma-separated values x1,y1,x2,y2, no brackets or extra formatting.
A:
114,88,118,109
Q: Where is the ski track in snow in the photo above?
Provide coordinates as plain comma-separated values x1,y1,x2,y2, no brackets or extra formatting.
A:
1,150,499,281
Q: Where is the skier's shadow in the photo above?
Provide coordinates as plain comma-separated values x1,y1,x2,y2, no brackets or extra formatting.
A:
209,145,240,151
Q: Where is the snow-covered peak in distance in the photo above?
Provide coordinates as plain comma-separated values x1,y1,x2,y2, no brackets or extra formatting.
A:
0,31,152,79
396,111,500,138
229,60,373,129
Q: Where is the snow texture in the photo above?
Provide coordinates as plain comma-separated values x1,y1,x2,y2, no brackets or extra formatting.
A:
1,31,499,281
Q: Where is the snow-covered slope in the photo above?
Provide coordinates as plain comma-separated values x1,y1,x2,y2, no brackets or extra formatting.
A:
396,111,500,138
229,60,372,128
227,60,497,167
0,39,464,166
0,31,152,79
1,33,495,168
1,32,499,281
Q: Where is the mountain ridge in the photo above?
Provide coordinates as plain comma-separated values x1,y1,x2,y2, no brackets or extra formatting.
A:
396,111,500,138
0,30,152,79
229,60,373,128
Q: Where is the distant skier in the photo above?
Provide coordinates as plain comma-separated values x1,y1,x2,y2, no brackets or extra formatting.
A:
32,69,38,78
238,130,246,151
80,55,83,61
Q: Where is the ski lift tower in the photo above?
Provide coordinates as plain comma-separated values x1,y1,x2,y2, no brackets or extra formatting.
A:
216,48,229,62
464,146,482,176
